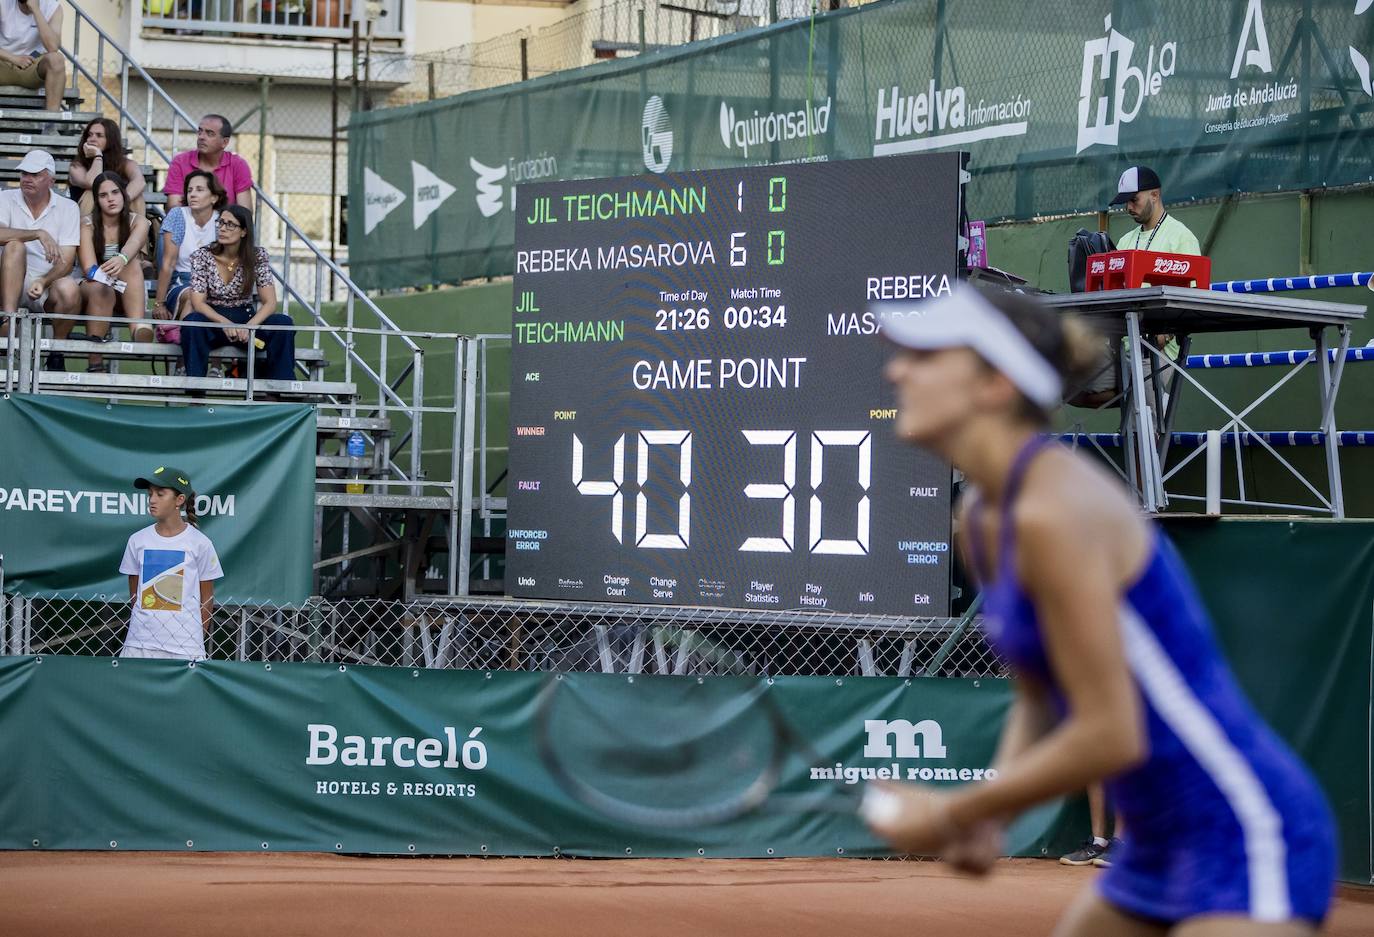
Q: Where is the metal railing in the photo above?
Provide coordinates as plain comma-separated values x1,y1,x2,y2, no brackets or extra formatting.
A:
141,0,405,42
0,593,1003,678
60,0,426,484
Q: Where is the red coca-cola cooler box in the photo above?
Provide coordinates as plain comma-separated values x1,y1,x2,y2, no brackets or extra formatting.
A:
1086,250,1212,291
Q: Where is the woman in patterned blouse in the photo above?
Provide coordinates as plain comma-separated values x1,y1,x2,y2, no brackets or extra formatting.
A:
180,204,295,382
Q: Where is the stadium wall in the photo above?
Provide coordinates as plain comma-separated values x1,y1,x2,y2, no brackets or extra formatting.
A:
2,521,1369,880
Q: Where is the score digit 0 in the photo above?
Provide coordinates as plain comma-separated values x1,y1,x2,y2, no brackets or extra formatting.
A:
571,429,870,555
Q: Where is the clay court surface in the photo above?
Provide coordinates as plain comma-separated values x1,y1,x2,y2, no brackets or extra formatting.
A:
1,854,1371,936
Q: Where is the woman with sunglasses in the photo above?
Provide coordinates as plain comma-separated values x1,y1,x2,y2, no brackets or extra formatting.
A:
179,204,294,383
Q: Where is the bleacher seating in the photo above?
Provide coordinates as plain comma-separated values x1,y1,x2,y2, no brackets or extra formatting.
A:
0,83,387,489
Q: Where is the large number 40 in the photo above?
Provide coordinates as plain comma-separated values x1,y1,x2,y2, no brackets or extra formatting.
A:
572,431,691,549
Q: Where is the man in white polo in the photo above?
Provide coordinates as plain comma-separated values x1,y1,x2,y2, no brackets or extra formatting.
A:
0,149,81,368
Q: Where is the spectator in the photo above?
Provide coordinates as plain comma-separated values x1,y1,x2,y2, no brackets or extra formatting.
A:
1058,783,1125,868
181,204,294,382
0,149,80,368
153,169,226,340
120,466,222,661
68,118,146,217
79,172,152,372
0,0,66,112
164,115,253,210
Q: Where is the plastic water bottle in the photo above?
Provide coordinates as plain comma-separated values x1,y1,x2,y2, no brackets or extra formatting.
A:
346,431,366,495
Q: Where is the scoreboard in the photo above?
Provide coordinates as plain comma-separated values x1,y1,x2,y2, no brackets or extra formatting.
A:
506,154,963,616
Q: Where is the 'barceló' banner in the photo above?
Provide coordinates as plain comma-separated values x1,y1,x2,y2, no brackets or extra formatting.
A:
0,394,315,603
348,0,1374,289
0,656,1088,858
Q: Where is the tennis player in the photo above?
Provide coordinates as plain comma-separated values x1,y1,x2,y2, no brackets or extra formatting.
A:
118,466,223,660
862,287,1336,936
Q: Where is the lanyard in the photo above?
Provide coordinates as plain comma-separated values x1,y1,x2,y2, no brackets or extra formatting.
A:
1142,212,1168,251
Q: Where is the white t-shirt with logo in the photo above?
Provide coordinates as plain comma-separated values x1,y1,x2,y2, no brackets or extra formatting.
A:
119,523,223,659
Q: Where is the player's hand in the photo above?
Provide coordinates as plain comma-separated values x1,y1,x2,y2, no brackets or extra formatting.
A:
942,820,1003,876
35,230,59,264
860,782,965,856
26,279,44,301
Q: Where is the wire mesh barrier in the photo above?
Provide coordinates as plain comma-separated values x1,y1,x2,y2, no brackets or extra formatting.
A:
0,594,1004,678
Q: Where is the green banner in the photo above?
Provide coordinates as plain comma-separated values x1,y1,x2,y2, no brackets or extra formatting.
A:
0,395,315,604
1163,518,1374,887
348,0,1374,289
0,656,1085,857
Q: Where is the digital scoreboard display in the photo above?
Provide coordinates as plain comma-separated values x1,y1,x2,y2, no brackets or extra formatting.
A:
506,154,963,616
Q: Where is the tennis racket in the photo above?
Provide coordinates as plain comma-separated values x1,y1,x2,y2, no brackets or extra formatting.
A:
534,663,883,830
152,572,184,607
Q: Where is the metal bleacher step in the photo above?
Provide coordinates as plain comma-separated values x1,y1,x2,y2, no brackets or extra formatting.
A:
0,132,79,152
315,493,455,510
316,415,394,434
315,454,384,471
30,368,356,399
0,87,82,109
14,336,328,368
0,157,156,183
0,108,98,130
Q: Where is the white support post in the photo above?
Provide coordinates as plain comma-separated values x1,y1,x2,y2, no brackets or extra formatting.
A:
1205,430,1222,515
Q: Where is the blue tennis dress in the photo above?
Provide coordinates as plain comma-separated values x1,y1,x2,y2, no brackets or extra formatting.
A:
973,438,1336,925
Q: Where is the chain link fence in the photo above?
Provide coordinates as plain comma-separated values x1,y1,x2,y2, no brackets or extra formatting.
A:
1,594,1003,678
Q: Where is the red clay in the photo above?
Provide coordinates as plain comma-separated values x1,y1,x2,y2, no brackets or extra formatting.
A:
0,853,1369,936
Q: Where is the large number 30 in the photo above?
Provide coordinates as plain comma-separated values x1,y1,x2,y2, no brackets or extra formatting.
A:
740,430,870,555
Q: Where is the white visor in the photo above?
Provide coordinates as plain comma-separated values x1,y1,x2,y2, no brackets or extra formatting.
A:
878,286,1064,409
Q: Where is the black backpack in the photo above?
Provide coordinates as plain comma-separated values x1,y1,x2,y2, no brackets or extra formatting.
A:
1068,228,1117,292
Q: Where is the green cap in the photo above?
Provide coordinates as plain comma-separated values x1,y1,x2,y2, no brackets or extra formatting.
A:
134,466,194,496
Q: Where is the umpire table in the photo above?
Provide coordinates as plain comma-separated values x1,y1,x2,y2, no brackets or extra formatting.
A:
1042,287,1365,517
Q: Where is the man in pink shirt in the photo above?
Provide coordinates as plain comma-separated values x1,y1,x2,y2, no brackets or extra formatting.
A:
164,114,254,209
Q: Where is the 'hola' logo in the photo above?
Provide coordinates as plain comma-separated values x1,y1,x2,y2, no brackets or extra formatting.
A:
1076,15,1177,153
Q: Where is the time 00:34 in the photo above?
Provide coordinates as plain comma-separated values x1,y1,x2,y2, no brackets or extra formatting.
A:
654,305,788,331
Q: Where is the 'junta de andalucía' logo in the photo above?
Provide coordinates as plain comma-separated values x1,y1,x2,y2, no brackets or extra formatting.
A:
1353,0,1374,96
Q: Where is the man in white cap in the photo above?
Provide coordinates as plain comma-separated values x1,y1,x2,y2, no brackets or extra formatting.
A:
0,149,81,368
1109,166,1200,256
0,0,66,111
1066,166,1202,409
